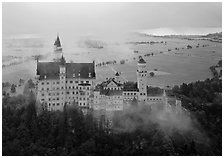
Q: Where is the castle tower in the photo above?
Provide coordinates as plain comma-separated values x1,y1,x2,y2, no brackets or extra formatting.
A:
137,57,147,101
114,72,121,84
54,34,63,60
59,55,66,110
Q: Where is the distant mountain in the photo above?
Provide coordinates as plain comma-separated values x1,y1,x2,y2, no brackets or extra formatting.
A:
203,32,222,39
138,27,222,36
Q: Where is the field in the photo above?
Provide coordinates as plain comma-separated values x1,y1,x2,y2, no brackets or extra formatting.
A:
2,33,222,88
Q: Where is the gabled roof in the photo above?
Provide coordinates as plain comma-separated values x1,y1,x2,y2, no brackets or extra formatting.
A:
37,61,95,80
115,72,120,76
106,78,122,87
138,58,146,64
37,62,60,80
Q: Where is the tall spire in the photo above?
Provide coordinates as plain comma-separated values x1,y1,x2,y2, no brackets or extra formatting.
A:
60,54,66,66
54,33,61,47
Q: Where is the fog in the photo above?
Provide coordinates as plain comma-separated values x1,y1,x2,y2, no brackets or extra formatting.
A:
112,102,210,147
3,2,222,39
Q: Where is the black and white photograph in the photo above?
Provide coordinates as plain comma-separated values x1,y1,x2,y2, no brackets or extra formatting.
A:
2,2,222,156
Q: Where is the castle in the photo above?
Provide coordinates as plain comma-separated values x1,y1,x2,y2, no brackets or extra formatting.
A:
36,35,181,113
36,35,96,111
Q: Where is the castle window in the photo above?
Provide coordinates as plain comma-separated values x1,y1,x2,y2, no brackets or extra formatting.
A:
140,93,142,95
47,82,49,85
57,81,59,84
47,88,49,91
83,103,85,106
80,102,82,106
49,103,51,106
66,81,67,83
73,91,75,94
75,81,78,83
57,103,60,106
41,82,44,85
76,91,78,94
67,92,69,94
86,81,89,83
87,87,89,90
41,93,44,96
61,87,64,89
70,81,73,83
41,99,44,101
49,98,51,101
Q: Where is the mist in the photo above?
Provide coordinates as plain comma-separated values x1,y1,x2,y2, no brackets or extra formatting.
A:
3,3,222,38
112,102,210,150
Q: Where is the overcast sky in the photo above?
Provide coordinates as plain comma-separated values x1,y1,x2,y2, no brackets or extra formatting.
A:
3,2,222,37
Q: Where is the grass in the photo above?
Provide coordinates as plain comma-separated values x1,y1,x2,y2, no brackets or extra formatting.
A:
2,35,222,87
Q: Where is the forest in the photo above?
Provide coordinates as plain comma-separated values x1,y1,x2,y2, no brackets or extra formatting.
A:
2,76,222,156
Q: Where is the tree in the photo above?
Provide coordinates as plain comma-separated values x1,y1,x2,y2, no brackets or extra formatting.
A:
11,84,16,93
149,72,155,77
218,60,222,67
120,60,125,64
27,79,35,88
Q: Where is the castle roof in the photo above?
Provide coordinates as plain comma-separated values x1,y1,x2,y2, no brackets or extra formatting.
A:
37,61,95,80
100,89,123,96
60,55,66,66
54,35,61,47
123,81,138,91
115,72,120,76
138,58,146,64
105,78,123,87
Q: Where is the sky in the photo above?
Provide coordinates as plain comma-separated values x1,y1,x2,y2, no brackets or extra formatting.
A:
2,2,222,37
